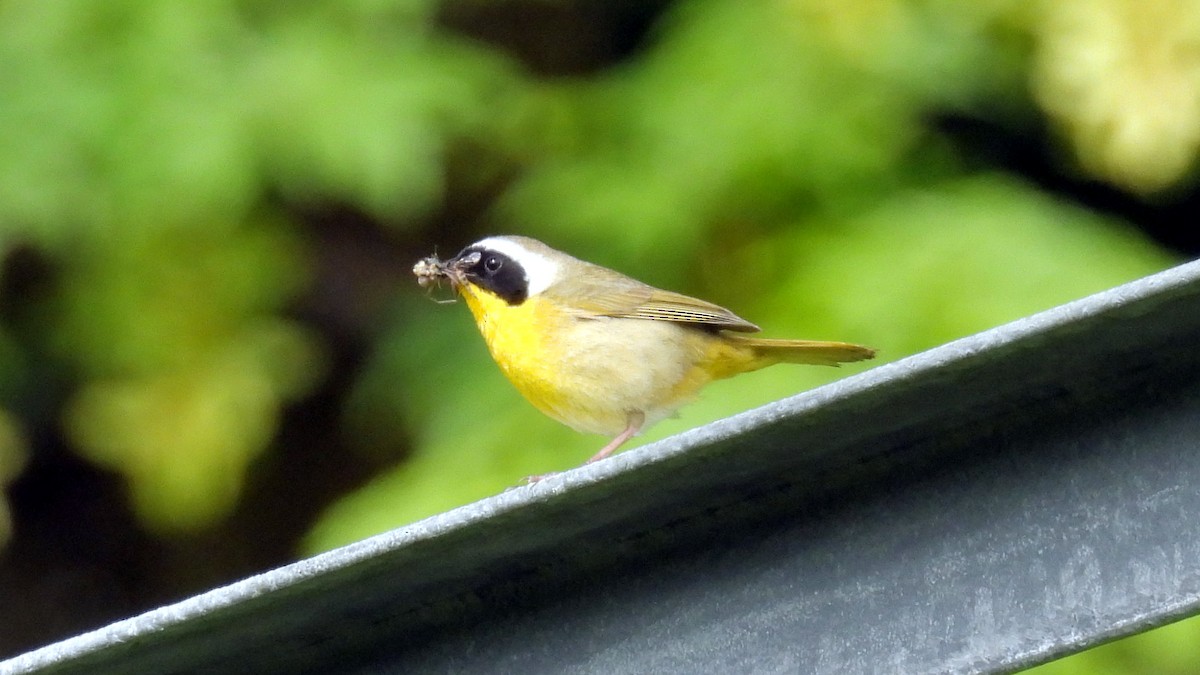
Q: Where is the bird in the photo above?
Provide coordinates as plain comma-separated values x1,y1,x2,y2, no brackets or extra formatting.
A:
413,235,874,470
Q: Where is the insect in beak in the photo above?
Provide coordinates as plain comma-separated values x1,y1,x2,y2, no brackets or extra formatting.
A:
413,255,447,289
414,251,482,303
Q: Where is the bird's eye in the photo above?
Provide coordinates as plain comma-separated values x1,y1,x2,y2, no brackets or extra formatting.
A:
484,256,502,273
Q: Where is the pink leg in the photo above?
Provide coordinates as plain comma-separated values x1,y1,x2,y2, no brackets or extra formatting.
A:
585,410,645,464
523,411,646,483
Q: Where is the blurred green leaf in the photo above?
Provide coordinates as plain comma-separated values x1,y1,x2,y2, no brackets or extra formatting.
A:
1027,615,1200,675
0,0,524,532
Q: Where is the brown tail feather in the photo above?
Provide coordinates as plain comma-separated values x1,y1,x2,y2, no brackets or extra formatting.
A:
726,335,876,367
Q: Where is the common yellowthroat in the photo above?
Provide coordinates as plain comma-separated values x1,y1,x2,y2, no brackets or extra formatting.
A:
414,236,874,468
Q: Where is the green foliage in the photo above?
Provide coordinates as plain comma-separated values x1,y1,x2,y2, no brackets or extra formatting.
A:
0,0,519,531
495,0,935,262
1027,616,1200,675
0,0,1196,669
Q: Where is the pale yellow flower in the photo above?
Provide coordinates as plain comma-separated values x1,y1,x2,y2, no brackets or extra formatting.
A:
1032,0,1200,193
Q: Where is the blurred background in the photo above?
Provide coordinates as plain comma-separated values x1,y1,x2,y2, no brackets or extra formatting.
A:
0,0,1197,670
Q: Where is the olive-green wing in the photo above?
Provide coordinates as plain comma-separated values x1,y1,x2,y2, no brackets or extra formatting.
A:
551,269,760,332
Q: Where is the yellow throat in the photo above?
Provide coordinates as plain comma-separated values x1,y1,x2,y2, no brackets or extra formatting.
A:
457,282,585,427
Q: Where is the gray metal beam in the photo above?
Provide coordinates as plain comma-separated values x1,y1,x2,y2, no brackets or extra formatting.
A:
5,259,1200,675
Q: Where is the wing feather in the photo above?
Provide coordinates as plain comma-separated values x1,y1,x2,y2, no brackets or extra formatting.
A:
548,267,760,332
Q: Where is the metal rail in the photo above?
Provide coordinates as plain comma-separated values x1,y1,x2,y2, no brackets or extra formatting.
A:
5,259,1200,675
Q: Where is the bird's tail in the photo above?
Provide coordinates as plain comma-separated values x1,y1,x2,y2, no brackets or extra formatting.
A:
725,335,876,368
